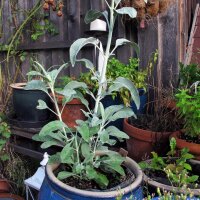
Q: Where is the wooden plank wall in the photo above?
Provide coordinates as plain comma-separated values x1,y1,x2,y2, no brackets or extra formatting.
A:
0,0,135,78
0,0,135,107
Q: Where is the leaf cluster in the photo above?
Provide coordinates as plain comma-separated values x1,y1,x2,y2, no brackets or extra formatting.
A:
179,63,200,89
175,87,200,138
140,138,199,188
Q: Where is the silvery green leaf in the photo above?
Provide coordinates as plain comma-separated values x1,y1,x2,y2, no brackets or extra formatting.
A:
104,105,124,121
47,131,66,143
41,141,60,149
106,126,129,139
108,77,140,109
73,91,89,108
25,80,48,94
99,129,109,144
116,7,137,18
111,39,140,57
26,71,44,78
110,107,136,121
84,10,102,24
48,63,68,84
48,152,61,164
60,143,74,164
66,81,87,90
39,120,67,137
99,102,105,119
58,171,74,180
91,116,102,127
144,0,147,3
76,122,90,142
37,100,48,110
81,143,91,158
70,38,99,66
77,58,94,70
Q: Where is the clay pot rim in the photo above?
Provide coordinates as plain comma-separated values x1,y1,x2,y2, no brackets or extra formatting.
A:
143,160,200,196
10,83,26,89
46,151,143,197
171,131,200,146
124,118,180,143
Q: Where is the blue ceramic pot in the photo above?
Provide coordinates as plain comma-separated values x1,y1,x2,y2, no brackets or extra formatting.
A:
39,157,143,200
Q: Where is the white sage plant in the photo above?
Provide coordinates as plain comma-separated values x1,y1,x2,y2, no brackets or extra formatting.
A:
25,0,140,189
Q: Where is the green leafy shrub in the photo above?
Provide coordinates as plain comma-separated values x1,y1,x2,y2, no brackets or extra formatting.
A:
179,63,200,89
140,138,199,188
175,87,200,138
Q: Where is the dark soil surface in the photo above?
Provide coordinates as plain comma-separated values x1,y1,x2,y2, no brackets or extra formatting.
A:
54,164,135,191
180,133,200,144
129,108,183,132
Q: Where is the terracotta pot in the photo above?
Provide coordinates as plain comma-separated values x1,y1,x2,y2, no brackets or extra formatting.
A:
55,94,86,128
171,131,200,160
123,118,180,162
0,179,10,193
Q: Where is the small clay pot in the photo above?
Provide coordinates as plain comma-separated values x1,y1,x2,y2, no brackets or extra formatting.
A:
55,94,86,128
124,118,180,161
146,0,159,17
171,131,200,160
0,179,10,193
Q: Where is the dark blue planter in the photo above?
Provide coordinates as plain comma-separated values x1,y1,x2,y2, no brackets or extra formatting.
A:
39,158,143,200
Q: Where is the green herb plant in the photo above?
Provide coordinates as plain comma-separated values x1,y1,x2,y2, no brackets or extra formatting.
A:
140,138,199,189
175,86,200,139
179,63,200,89
26,0,140,189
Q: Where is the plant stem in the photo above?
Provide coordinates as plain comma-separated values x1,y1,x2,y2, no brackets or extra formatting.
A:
94,0,115,115
6,1,42,80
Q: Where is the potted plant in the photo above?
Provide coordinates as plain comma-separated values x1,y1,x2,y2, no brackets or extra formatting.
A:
123,85,182,162
25,1,143,199
171,83,200,160
0,116,11,193
140,138,200,198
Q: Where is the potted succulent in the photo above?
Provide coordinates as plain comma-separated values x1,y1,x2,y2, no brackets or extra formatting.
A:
140,138,200,197
171,83,200,160
0,116,11,193
25,0,143,199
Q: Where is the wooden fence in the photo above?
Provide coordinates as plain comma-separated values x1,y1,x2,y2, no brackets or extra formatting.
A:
0,0,199,108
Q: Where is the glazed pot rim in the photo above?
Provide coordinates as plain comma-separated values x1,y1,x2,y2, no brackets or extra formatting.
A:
46,155,143,197
10,83,27,89
143,159,200,196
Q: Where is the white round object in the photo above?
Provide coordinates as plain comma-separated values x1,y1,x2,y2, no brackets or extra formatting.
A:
90,19,107,31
